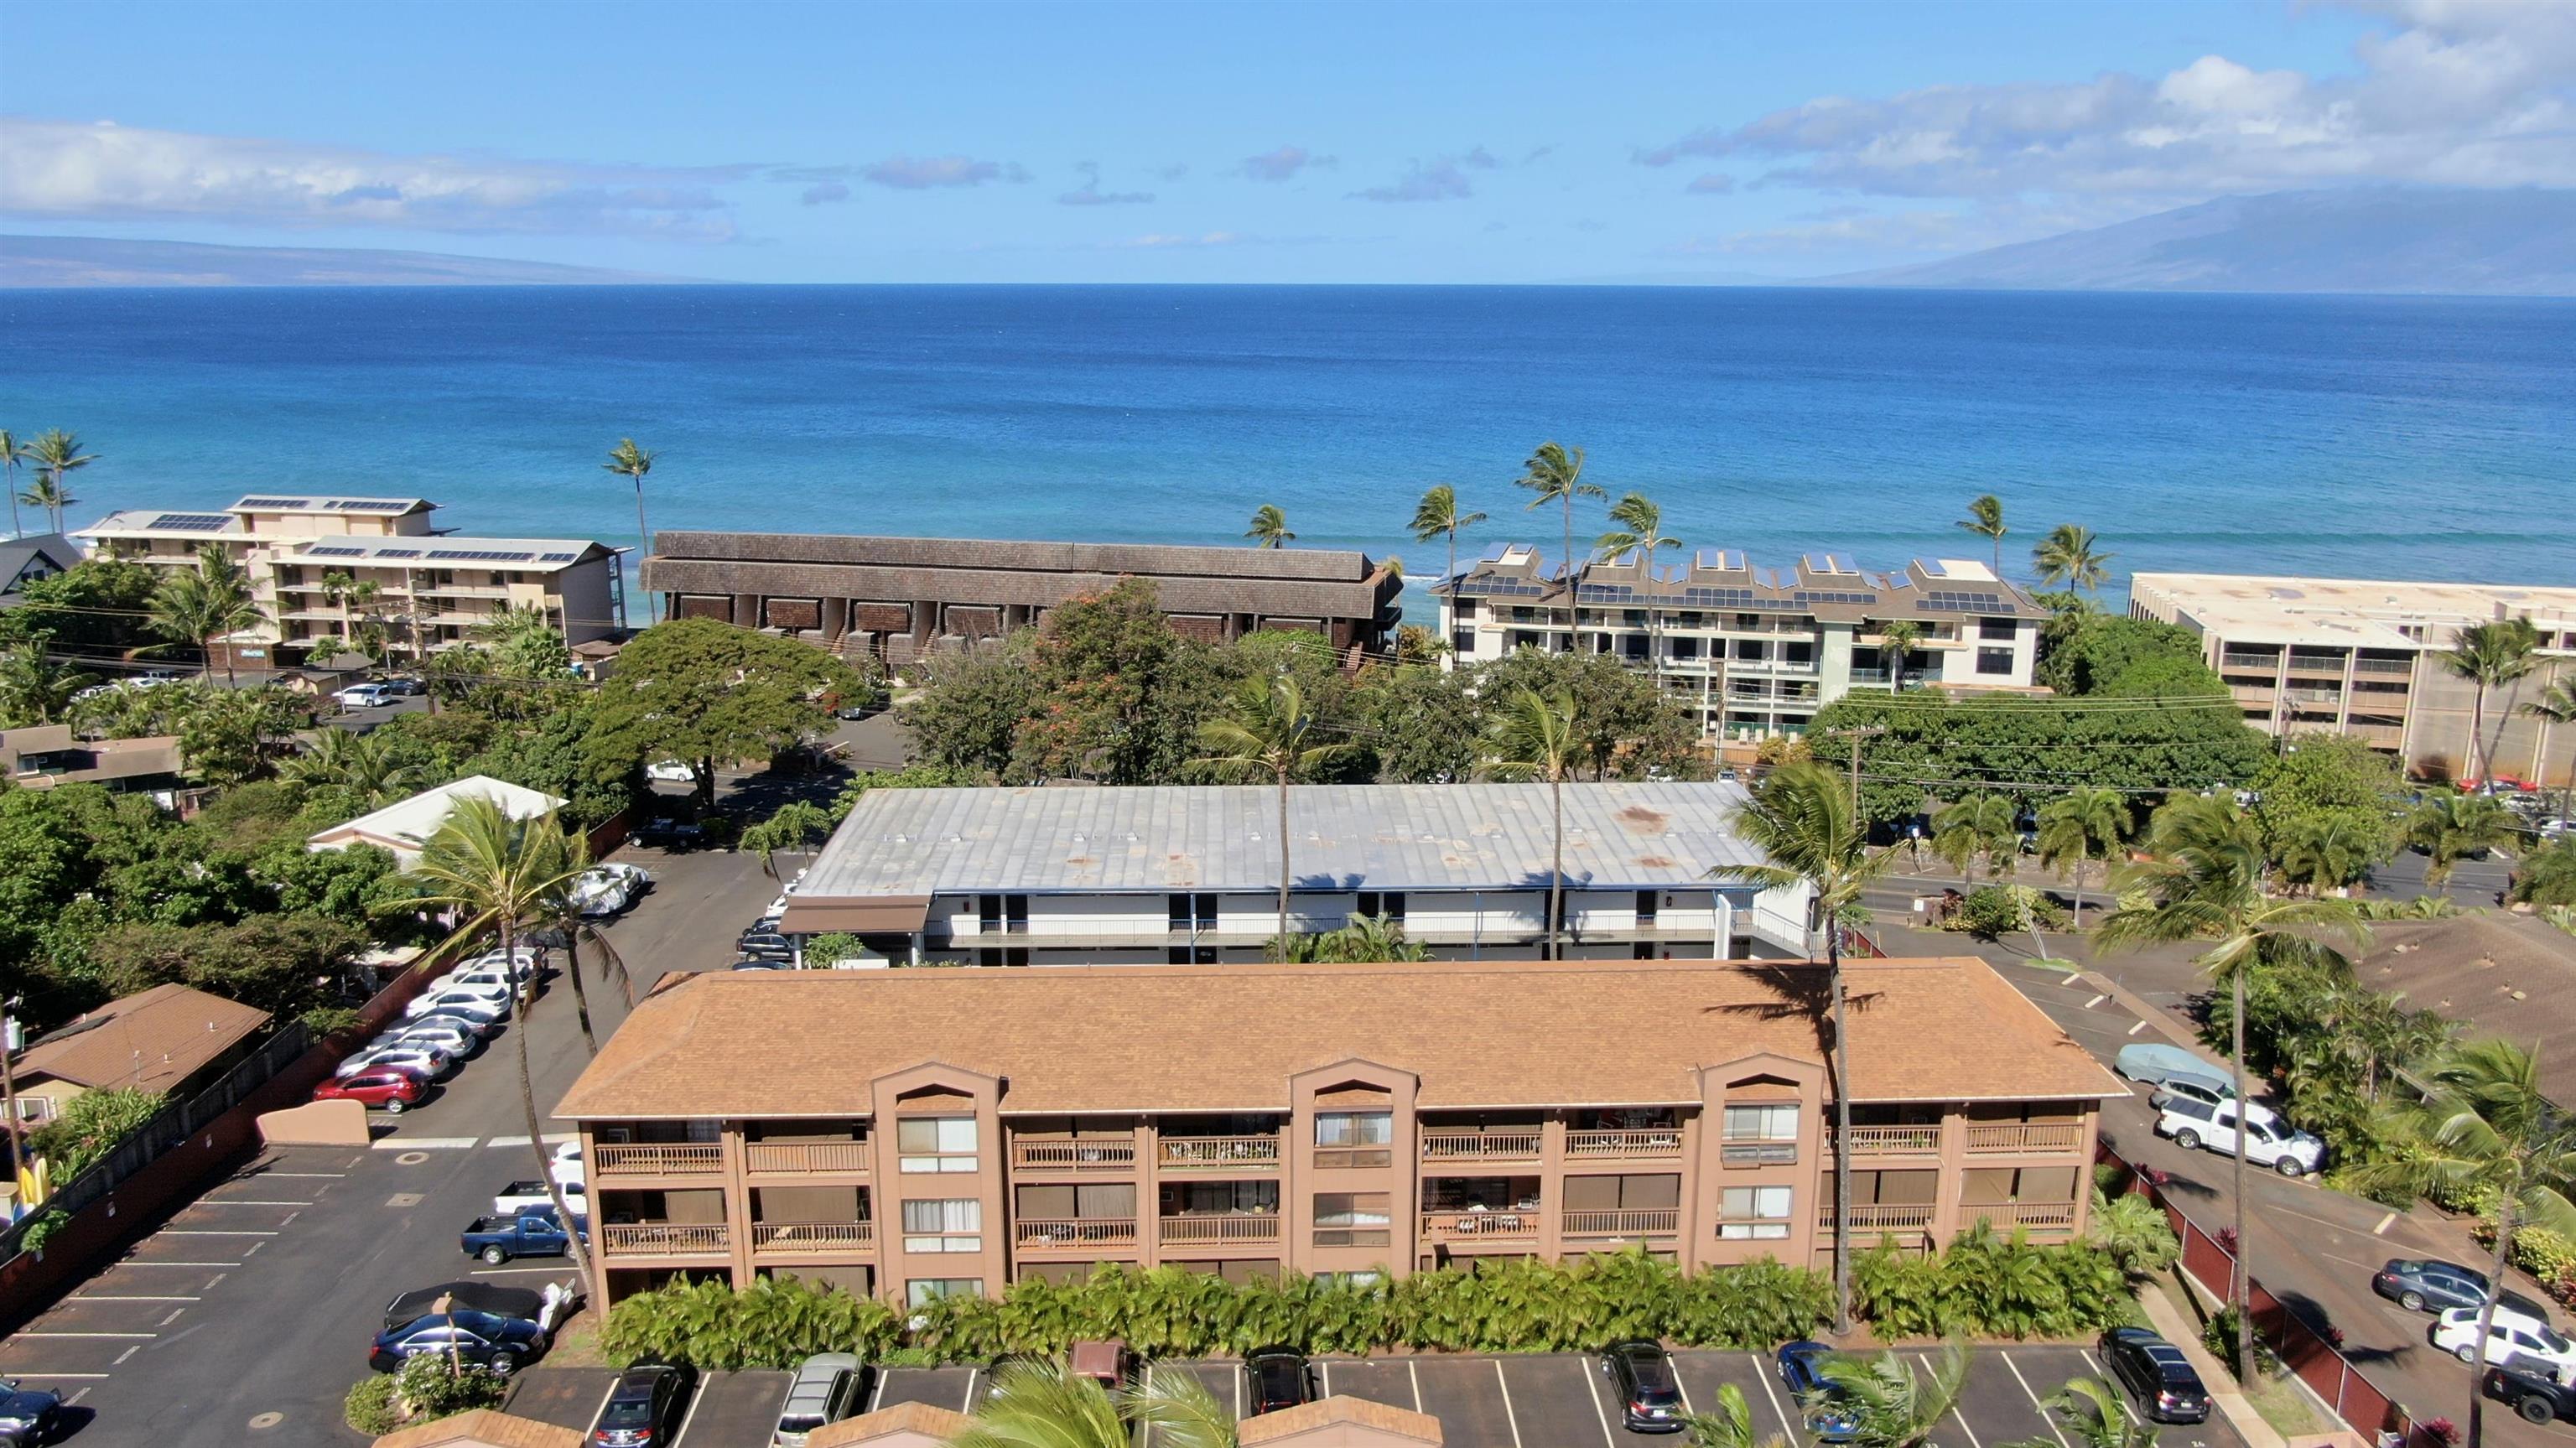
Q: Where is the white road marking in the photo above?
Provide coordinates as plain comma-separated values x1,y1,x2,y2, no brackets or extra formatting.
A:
158,1308,187,1326
0,1373,107,1380
200,1199,314,1207
14,1331,156,1339
1235,1362,1244,1420
670,1367,710,1446
1407,1358,1423,1412
156,1229,276,1237
483,1134,577,1148
2084,994,2108,1009
112,1347,140,1366
1320,1360,1332,1399
279,1212,299,1226
118,1260,237,1267
1675,1363,1696,1414
865,1369,886,1414
242,1241,264,1255
1922,1354,1981,1448
1140,1363,1157,1448
1493,1361,1525,1448
962,1368,980,1412
74,1295,200,1302
202,1273,228,1289
1581,1356,1622,1446
2374,1212,2398,1235
252,1171,345,1178
1750,1352,1798,1438
584,1381,621,1437
2078,1351,2141,1423
2000,1351,2070,1448
2127,1020,2149,1036
375,1137,478,1150
470,1265,579,1276
65,1388,92,1404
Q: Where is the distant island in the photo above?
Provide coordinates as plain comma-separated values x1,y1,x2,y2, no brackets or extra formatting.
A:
0,235,692,287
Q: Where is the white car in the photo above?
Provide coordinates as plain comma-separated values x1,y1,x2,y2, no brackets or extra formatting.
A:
2157,1096,2324,1176
423,967,525,999
389,1021,479,1057
406,983,513,1021
549,1139,585,1189
2433,1305,2576,1373
333,683,394,708
570,871,631,917
645,760,696,783
336,1043,455,1080
405,1009,497,1040
595,860,652,889
492,1180,587,1217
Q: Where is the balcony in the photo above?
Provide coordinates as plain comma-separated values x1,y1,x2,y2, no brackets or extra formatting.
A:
2220,651,2282,671
1971,1201,2078,1232
1012,1140,1139,1172
1561,1208,1679,1238
1157,1214,1283,1246
1566,1129,1685,1160
1420,1132,1541,1163
1422,1210,1540,1243
593,1143,724,1177
745,1141,870,1175
1832,1204,1937,1233
1964,1123,2083,1154
599,1222,731,1257
751,1221,875,1256
1839,1125,1943,1155
1015,1217,1140,1251
1158,1135,1281,1171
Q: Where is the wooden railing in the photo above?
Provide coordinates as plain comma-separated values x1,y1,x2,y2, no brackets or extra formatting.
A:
1561,1208,1679,1237
1964,1123,2084,1154
1015,1217,1139,1249
1157,1214,1282,1245
1158,1136,1281,1170
593,1143,724,1176
745,1141,870,1174
599,1222,730,1255
1566,1130,1684,1158
1420,1132,1541,1161
1421,1210,1539,1242
1840,1125,1943,1155
1973,1201,2078,1231
751,1221,875,1254
1831,1204,1938,1233
1012,1140,1139,1171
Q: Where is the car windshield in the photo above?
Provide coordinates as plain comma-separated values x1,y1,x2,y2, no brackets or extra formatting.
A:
1254,1362,1303,1399
777,1415,824,1433
1627,1352,1680,1399
599,1390,657,1428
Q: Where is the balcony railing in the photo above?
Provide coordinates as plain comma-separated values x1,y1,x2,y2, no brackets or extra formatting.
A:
1015,1217,1139,1249
1561,1208,1679,1238
1157,1214,1283,1245
1158,1135,1281,1170
599,1222,730,1256
1839,1125,1943,1155
1421,1209,1539,1242
751,1221,875,1255
2220,651,2282,670
1834,1205,1937,1233
593,1143,724,1176
1964,1123,2084,1154
2353,657,2415,676
1972,1201,2079,1231
1420,1132,1541,1161
745,1141,870,1174
1566,1129,1685,1159
1012,1140,1139,1171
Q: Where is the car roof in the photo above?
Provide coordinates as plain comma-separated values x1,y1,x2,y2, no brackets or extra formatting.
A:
2105,1326,2161,1344
383,1282,543,1329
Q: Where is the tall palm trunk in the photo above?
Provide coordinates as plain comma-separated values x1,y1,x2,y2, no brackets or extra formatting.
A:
216,631,236,689
2470,685,2489,783
2230,967,2250,1377
510,920,602,1308
1561,495,1576,656
1549,771,1566,959
561,932,598,1056
1275,768,1291,956
2472,1196,2517,1448
2070,844,2089,932
1828,926,1853,1334
631,479,655,625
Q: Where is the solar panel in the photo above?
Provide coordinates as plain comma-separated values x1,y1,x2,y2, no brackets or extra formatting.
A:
236,496,309,509
306,545,367,557
431,549,536,563
373,548,422,558
148,512,236,532
331,499,413,511
538,552,579,563
1792,590,1878,606
1919,589,2006,612
1577,584,1637,603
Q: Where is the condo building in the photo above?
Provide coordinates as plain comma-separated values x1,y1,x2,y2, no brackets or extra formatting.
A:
555,958,2121,1306
771,781,1815,964
1430,546,2049,741
74,496,627,667
639,532,1404,672
2131,573,2576,785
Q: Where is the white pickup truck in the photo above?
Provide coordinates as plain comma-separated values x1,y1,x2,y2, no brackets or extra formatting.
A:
491,1179,588,1217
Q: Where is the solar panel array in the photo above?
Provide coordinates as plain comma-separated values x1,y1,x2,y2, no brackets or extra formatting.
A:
148,513,235,532
1576,584,1637,603
374,548,423,559
331,500,413,511
1455,578,1547,598
431,549,536,563
538,552,579,563
236,496,308,509
1919,589,2005,612
306,545,367,557
1680,587,1797,610
1792,589,1879,606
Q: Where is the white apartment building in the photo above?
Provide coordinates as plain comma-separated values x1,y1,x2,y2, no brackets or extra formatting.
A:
1431,545,2049,740
774,781,1816,964
75,495,626,667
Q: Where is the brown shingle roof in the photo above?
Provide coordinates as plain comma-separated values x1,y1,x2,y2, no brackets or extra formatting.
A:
1237,1394,1445,1445
2360,914,2576,1102
371,1408,583,1448
555,958,2121,1121
13,983,272,1094
806,1400,979,1446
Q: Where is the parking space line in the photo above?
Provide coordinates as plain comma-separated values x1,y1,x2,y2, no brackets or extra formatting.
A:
118,1259,237,1267
865,1371,885,1414
584,1381,621,1437
1235,1362,1243,1420
2373,1212,2397,1235
1674,1365,1695,1414
1999,1352,2069,1448
670,1372,709,1445
2077,1351,2138,1423
199,1198,314,1206
2083,994,2107,1009
65,1388,92,1405
1406,1359,1423,1412
375,1137,479,1150
962,1368,979,1413
253,1171,345,1177
113,1347,139,1366
0,1373,107,1380
2127,1020,2148,1035
472,1266,582,1276
1749,1352,1795,1437
156,1229,277,1237
1139,1364,1156,1448
74,1295,200,1302
14,1331,156,1339
1492,1360,1524,1448
1579,1356,1620,1446
1921,1354,1981,1448
157,1308,186,1326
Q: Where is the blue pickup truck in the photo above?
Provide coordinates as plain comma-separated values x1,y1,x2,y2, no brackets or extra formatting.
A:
460,1207,588,1264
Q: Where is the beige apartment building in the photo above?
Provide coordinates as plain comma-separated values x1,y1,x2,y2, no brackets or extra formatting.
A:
75,495,626,667
555,958,2121,1307
2132,573,2576,786
1431,546,2048,742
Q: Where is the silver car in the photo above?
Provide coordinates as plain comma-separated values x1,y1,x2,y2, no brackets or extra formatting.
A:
335,1042,455,1081
772,1352,866,1446
390,1021,479,1057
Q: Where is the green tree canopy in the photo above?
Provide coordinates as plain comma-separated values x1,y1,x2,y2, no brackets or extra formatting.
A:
2036,614,2220,698
585,617,858,805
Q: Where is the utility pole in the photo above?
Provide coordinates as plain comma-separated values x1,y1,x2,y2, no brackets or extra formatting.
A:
1827,724,1888,816
1,995,23,1207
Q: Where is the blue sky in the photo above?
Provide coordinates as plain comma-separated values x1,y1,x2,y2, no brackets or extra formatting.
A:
3,0,2567,283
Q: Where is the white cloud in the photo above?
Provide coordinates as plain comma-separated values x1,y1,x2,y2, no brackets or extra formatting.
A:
0,117,750,237
859,155,1029,189
1058,161,1154,206
1351,146,1502,203
1109,231,1260,248
1237,145,1334,182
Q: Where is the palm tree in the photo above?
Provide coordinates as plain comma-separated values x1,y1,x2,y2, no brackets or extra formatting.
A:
953,1356,1237,1448
2511,838,2576,910
145,543,268,688
2006,1376,2162,1448
2096,794,2367,1374
602,439,656,621
1814,1343,1970,1448
2276,814,2381,898
1193,674,1353,954
0,639,93,727
0,428,23,537
2350,1041,2576,1448
2035,786,2129,930
1874,619,1923,693
1955,495,2006,579
18,430,96,533
1244,504,1295,548
1727,759,1899,1333
1932,794,2018,890
279,726,423,805
740,799,836,880
1514,442,1603,653
2031,525,2113,593
2405,790,2521,891
2521,676,2576,826
1596,491,1684,689
2444,618,2542,786
1685,1382,1792,1448
1484,688,1586,962
535,841,640,1057
1410,483,1488,588
402,797,601,1306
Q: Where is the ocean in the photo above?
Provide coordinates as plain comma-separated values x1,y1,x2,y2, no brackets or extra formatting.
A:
4,284,2571,611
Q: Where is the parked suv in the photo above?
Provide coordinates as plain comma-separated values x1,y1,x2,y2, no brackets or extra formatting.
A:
2155,1095,2323,1176
772,1352,868,1447
2098,1327,2210,1424
1601,1340,1686,1434
590,1360,697,1447
1242,1347,1316,1417
2434,1305,2576,1376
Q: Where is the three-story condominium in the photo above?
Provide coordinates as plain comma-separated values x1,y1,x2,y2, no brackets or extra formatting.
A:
772,781,1815,964
74,495,628,666
554,958,2122,1306
1431,545,2049,742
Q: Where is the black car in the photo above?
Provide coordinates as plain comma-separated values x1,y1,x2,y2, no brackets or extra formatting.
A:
2099,1327,2210,1424
371,1309,548,1375
730,958,784,971
1775,1340,1858,1442
737,931,796,963
631,817,706,849
1242,1347,1316,1416
2375,1259,2553,1321
0,1378,63,1448
1602,1339,1687,1434
590,1361,698,1447
382,1280,544,1331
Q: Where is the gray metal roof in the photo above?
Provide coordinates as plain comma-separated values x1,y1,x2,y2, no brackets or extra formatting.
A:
802,782,1771,896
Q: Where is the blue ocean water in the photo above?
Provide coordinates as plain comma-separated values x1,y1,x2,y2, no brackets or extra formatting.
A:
3,284,2571,610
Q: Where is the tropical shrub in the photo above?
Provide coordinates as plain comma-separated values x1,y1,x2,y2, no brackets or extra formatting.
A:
1941,885,2066,939
29,1087,164,1179
600,1274,901,1369
2085,1191,2182,1278
1855,1228,2135,1340
343,1357,506,1435
2203,1306,2245,1376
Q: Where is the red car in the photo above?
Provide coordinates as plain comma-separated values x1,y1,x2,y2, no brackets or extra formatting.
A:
317,1070,427,1113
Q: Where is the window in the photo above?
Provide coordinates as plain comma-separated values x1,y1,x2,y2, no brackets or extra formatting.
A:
897,1116,979,1173
976,894,1029,934
1722,1103,1799,1164
1453,599,1478,620
906,1278,984,1307
1451,631,1475,656
900,1198,983,1253
1719,1186,1793,1239
1313,1111,1393,1169
1976,647,2014,677
1313,1192,1392,1247
1978,616,2017,641
1635,890,1659,926
1781,642,1813,665
1733,639,1767,662
1355,892,1405,923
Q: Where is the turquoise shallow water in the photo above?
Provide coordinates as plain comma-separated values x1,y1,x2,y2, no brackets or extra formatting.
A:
3,284,2571,610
